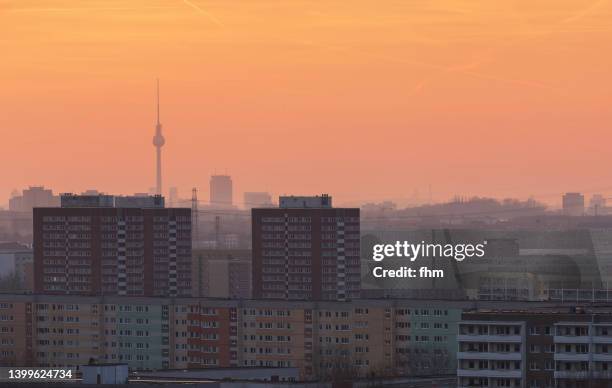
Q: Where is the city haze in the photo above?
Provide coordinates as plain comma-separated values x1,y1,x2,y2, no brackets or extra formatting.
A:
2,0,612,205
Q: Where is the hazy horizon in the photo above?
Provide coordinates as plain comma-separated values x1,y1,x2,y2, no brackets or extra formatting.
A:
2,0,612,207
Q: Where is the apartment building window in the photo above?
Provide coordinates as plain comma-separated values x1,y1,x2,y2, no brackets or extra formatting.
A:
577,344,589,354
467,343,486,352
543,344,555,353
544,360,554,370
567,326,589,336
580,361,589,371
470,378,488,387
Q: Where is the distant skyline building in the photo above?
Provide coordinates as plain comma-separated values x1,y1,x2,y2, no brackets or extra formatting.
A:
243,192,272,209
590,194,607,216
252,194,361,301
169,186,179,207
81,189,101,195
34,193,191,297
152,79,165,196
210,175,233,208
192,249,251,299
9,186,59,213
279,194,332,209
562,192,585,216
0,242,33,291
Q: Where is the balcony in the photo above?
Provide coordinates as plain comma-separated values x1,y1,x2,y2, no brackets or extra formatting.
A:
554,335,590,344
592,336,612,344
554,353,590,362
593,353,612,362
591,371,612,379
457,368,521,379
457,351,522,361
554,370,590,379
457,334,521,343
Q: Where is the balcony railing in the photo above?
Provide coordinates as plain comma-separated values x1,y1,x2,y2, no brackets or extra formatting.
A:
458,334,522,343
457,351,522,361
457,368,522,378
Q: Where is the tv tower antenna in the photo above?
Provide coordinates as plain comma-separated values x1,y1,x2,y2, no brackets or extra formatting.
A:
152,79,165,195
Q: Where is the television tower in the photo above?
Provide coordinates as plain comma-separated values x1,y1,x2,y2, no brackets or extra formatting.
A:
152,79,165,195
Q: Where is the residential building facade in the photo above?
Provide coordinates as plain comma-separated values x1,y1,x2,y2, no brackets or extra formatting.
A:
458,308,612,388
252,195,360,301
0,294,471,380
33,194,191,297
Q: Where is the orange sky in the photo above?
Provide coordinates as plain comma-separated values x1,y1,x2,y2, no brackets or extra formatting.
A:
1,0,612,207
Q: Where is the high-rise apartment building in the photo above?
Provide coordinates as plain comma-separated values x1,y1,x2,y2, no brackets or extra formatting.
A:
33,194,191,297
252,195,360,301
210,175,233,208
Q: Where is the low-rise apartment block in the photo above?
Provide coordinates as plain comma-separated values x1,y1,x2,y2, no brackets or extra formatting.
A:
458,308,612,388
15,295,605,384
0,294,478,380
553,318,612,387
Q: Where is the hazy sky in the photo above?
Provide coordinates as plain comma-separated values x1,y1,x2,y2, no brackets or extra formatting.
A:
2,0,612,207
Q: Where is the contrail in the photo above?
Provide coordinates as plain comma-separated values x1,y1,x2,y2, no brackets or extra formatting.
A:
562,0,608,23
406,58,489,96
8,6,178,13
304,41,559,92
183,0,224,27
